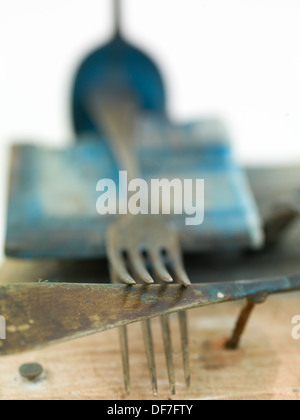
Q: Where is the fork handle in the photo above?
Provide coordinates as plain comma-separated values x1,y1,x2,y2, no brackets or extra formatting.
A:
87,93,140,181
99,98,140,181
113,0,122,37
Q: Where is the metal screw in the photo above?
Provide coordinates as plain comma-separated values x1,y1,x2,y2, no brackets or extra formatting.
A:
19,363,43,381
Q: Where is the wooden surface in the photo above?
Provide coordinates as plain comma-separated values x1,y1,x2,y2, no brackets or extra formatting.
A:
1,293,300,400
1,165,300,399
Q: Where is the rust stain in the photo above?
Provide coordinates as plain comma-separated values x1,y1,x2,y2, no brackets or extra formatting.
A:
201,337,244,370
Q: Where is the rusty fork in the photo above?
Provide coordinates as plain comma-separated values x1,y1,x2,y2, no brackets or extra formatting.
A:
88,94,191,394
108,216,190,395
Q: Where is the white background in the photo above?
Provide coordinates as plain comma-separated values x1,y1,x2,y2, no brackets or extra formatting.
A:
0,0,300,262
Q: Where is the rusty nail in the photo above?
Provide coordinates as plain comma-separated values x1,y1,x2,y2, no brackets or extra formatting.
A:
225,300,256,350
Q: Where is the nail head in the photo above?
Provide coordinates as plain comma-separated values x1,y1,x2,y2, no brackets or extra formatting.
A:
19,363,43,381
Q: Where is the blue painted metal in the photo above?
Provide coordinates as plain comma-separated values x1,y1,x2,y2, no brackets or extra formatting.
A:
5,118,264,259
71,31,166,138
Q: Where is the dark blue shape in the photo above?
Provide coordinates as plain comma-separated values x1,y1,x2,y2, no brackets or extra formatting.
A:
71,35,167,138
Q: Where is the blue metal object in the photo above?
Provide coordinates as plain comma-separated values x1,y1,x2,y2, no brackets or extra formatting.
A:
5,118,263,259
71,0,166,138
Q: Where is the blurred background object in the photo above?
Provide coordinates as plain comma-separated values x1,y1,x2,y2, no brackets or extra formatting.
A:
1,0,300,264
72,0,167,139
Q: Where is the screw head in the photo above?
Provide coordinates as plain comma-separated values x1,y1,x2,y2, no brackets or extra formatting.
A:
19,363,43,381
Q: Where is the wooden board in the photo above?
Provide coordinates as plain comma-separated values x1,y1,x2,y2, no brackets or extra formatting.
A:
1,165,300,399
1,293,300,400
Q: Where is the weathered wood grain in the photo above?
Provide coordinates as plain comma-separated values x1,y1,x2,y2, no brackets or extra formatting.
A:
0,165,300,399
0,294,300,400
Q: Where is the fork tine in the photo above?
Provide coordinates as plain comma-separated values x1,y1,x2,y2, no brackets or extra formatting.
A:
178,311,190,388
116,269,136,286
119,325,130,394
148,249,173,283
167,246,191,287
108,250,136,285
142,319,158,396
110,266,131,394
146,251,175,394
150,254,176,394
160,314,176,395
128,249,154,284
166,247,191,388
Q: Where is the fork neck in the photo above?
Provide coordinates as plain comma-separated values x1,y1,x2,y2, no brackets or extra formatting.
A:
113,0,122,38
